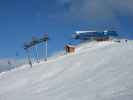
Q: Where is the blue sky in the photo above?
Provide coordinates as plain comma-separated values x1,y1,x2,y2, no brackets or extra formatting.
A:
0,0,133,59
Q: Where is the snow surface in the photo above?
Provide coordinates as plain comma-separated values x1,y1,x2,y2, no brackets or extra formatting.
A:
0,59,26,73
0,40,133,100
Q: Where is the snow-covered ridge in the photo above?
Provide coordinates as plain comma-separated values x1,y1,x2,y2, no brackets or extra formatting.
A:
0,40,133,100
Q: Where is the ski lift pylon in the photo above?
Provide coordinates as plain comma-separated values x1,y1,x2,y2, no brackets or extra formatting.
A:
23,33,50,66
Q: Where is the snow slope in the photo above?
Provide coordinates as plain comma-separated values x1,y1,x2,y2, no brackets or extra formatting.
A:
0,59,26,73
0,40,133,100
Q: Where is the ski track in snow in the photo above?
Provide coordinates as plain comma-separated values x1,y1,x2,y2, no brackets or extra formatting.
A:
0,40,133,100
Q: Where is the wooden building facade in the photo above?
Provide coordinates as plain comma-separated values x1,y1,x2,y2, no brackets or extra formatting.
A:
64,45,75,53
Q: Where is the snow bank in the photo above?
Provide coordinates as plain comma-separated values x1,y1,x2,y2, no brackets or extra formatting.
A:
0,40,133,100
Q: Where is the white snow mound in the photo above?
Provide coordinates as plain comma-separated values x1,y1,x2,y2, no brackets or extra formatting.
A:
0,40,133,100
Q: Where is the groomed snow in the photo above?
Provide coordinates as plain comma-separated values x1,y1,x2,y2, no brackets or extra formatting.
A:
0,40,133,100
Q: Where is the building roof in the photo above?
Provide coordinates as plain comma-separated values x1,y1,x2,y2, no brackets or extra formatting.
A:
65,44,76,48
75,31,97,34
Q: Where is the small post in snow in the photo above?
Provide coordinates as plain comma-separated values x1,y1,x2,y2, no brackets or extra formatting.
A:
26,49,32,68
24,42,32,68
